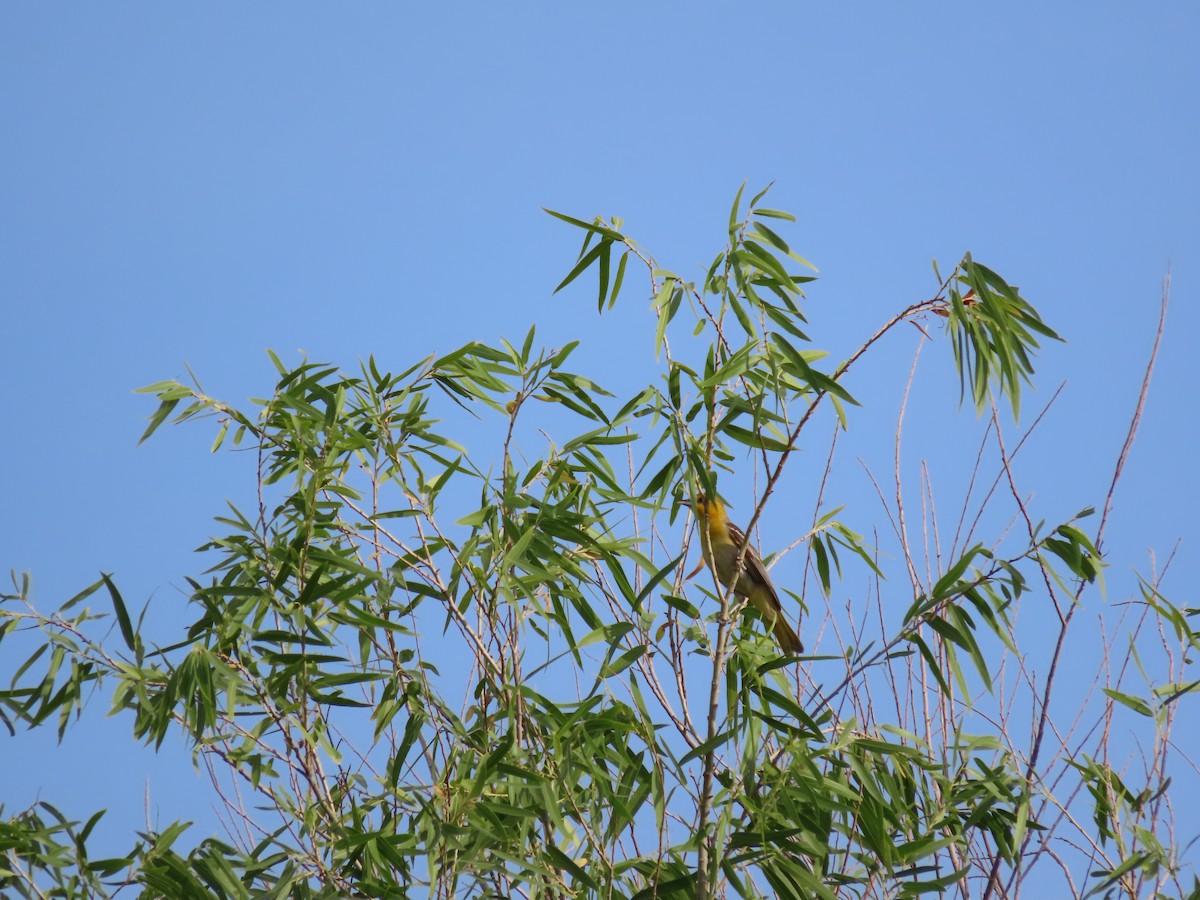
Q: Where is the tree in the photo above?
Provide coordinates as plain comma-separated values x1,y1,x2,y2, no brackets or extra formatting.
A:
2,186,1194,898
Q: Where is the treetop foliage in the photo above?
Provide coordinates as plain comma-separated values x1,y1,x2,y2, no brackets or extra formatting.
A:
2,185,1194,899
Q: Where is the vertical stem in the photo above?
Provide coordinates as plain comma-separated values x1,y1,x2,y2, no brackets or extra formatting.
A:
694,530,736,899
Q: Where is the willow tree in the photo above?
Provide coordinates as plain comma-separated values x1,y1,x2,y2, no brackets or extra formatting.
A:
3,186,1192,898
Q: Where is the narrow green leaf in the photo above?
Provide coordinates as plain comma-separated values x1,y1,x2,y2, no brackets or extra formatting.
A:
609,250,629,310
911,633,952,695
543,208,625,240
729,182,746,238
723,424,790,453
679,728,735,766
544,846,600,890
600,644,647,678
552,241,606,295
61,576,106,612
752,208,797,222
100,573,137,654
1102,688,1154,718
520,324,536,365
138,397,180,445
813,537,831,595
749,181,774,208
597,239,612,311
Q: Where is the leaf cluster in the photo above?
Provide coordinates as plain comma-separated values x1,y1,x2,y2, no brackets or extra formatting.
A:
2,187,1193,899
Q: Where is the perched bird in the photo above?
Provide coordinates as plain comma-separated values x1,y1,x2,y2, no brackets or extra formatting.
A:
684,494,803,654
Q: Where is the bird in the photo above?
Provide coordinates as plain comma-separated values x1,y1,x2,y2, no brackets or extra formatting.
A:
683,493,803,654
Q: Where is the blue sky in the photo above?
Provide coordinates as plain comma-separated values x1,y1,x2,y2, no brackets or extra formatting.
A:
3,1,1198,882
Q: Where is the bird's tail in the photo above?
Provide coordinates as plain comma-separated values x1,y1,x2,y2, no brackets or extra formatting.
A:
773,615,803,655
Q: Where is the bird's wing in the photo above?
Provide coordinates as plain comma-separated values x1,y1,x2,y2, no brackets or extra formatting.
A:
726,523,783,612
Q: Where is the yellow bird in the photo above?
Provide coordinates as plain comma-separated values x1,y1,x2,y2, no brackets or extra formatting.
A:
684,494,803,654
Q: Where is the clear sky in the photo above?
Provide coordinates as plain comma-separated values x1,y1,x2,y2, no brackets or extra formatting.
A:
3,1,1198,881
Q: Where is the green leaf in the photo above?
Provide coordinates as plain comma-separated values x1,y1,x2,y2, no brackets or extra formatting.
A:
812,536,831,595
723,424,790,453
911,633,952,695
930,548,980,600
771,332,858,404
654,282,682,357
597,239,612,311
600,644,647,679
679,728,736,766
608,250,629,310
60,575,106,612
544,846,600,890
729,181,747,238
1155,680,1200,706
742,240,795,290
749,181,774,209
1102,688,1154,718
138,396,180,444
100,573,137,655
751,208,798,222
552,240,607,295
543,208,625,241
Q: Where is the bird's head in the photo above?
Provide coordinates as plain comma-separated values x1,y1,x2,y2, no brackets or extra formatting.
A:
681,493,728,527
